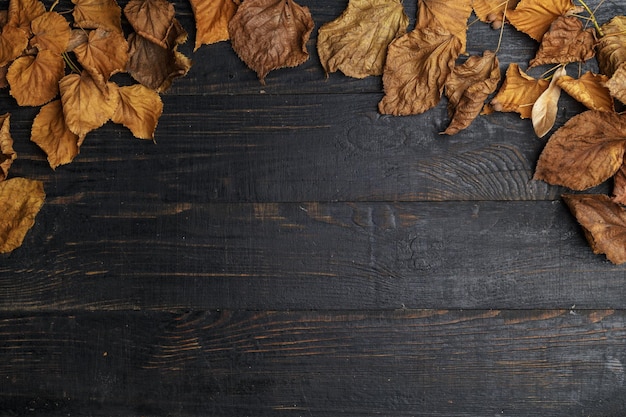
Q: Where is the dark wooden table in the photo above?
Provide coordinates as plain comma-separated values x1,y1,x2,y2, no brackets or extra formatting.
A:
3,1,626,415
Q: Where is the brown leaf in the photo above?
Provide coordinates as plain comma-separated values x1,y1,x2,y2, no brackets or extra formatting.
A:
531,65,566,138
124,0,175,48
529,16,596,68
562,193,626,264
507,0,582,41
66,29,89,52
416,0,472,51
534,110,626,190
0,113,16,181
472,0,519,26
59,71,120,140
31,100,80,169
0,24,29,67
189,0,239,50
127,33,192,92
557,71,614,112
490,63,549,119
30,12,71,54
317,0,408,79
73,28,128,84
7,0,45,34
612,157,626,205
443,50,500,135
378,27,462,116
112,84,163,140
597,15,626,77
72,0,122,33
0,177,45,254
228,0,314,84
606,63,626,105
7,50,65,106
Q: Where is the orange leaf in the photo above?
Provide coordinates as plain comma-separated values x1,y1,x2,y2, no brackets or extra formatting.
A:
112,84,163,140
507,0,582,41
0,113,16,182
416,0,471,51
7,0,45,34
317,0,409,79
557,71,614,112
228,0,314,84
59,71,120,140
72,0,122,33
31,100,80,169
124,0,175,49
562,194,626,264
378,27,462,116
7,50,65,106
189,0,239,50
529,16,596,67
472,0,519,26
73,28,128,84
531,65,566,138
0,177,45,254
490,63,549,119
29,12,71,54
597,15,626,77
534,110,626,190
0,24,29,67
443,50,500,135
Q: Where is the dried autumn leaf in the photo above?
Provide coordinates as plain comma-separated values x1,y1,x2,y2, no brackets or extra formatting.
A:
597,15,626,77
562,194,626,264
30,12,71,54
507,0,581,41
529,16,596,67
0,177,45,254
0,114,16,181
124,0,175,49
531,65,566,138
317,0,409,79
443,50,500,135
606,63,626,105
472,0,519,25
72,0,122,33
378,27,462,116
416,0,472,51
0,24,29,67
534,110,626,190
31,100,80,169
612,157,626,205
7,50,64,107
228,0,314,84
112,84,163,140
7,0,45,34
490,63,549,119
557,71,614,112
73,28,128,84
59,71,120,139
190,0,239,50
66,29,88,52
127,33,192,92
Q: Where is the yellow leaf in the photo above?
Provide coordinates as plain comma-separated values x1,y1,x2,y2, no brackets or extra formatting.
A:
378,27,462,116
73,28,128,84
31,100,81,169
30,12,71,54
0,177,45,254
472,0,519,25
0,113,16,181
72,0,122,33
531,65,566,138
557,71,614,112
189,0,239,50
490,63,549,119
112,84,163,140
317,0,409,79
7,50,65,106
507,0,582,41
417,0,472,51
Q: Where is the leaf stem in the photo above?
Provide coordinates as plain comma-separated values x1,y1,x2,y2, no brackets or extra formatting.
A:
62,52,81,74
578,0,604,36
494,0,509,54
48,0,59,11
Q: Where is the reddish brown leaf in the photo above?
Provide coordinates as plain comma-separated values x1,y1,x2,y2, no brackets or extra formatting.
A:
563,193,626,264
228,0,314,84
112,84,163,140
612,157,626,205
606,63,626,105
416,0,472,51
189,0,239,50
73,28,128,84
507,0,582,41
534,110,626,190
124,0,175,48
557,71,614,112
529,16,596,68
490,63,549,119
0,113,16,181
378,27,462,116
30,12,71,54
7,0,45,34
31,100,80,169
7,50,65,106
0,177,45,254
0,24,29,67
597,15,626,77
72,0,122,33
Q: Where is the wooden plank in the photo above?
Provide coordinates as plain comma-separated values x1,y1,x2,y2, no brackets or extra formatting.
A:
2,309,626,416
2,200,626,311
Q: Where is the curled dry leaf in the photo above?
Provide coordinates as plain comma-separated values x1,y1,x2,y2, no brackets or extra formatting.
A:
443,50,500,135
7,0,44,34
531,65,566,138
72,0,122,33
490,63,549,119
0,177,45,254
7,50,65,106
73,28,128,85
31,100,80,169
557,71,614,112
189,0,239,50
59,71,120,140
0,24,29,67
378,27,462,116
317,0,409,79
417,0,471,51
507,0,581,42
112,84,163,140
529,16,596,68
612,157,626,205
534,110,626,190
562,194,626,265
605,63,626,105
30,12,71,54
124,0,175,49
597,15,626,77
0,113,16,181
228,0,314,84
472,0,519,26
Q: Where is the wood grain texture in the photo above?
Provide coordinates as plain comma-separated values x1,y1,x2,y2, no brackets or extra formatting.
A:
2,309,626,417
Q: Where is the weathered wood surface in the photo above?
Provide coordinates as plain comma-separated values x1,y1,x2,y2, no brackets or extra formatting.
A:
2,0,626,415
